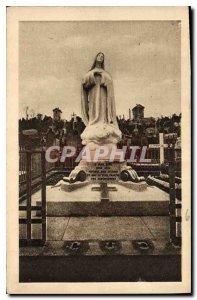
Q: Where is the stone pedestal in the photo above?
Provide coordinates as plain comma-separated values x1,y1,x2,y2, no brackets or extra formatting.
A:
60,143,145,204
35,184,169,216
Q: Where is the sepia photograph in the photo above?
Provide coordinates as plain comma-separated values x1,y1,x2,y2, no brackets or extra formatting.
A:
7,6,191,294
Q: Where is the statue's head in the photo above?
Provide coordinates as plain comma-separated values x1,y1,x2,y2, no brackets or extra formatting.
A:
96,52,104,63
90,52,105,70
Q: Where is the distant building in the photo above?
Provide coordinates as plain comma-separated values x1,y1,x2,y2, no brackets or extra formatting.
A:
124,104,158,144
53,108,62,121
129,104,156,127
132,104,144,121
37,113,43,120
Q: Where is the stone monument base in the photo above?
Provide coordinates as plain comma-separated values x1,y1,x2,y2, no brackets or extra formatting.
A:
60,180,147,193
64,160,144,185
35,183,170,217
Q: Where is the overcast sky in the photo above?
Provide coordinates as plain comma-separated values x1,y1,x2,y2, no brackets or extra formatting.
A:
19,21,181,120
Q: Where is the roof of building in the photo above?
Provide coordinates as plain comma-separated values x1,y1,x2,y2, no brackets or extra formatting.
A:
53,107,62,113
132,104,145,111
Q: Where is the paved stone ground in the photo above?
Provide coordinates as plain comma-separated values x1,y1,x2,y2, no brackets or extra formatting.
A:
19,216,182,282
19,216,169,241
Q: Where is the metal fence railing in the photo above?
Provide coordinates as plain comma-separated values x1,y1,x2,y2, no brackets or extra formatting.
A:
19,150,46,247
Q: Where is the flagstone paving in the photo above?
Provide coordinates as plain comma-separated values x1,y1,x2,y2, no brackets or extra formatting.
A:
19,216,169,241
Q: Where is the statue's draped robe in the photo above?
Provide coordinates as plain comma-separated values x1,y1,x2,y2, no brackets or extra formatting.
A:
81,68,122,145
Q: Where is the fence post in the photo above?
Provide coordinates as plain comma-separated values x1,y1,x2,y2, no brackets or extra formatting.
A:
41,150,46,244
168,138,179,245
26,151,32,242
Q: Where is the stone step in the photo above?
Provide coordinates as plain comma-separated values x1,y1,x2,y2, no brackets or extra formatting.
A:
36,200,169,216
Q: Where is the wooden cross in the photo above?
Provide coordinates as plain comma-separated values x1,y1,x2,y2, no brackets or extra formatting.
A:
149,133,168,164
92,183,117,202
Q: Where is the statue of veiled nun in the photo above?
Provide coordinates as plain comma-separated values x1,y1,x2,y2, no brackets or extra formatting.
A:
81,52,122,145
